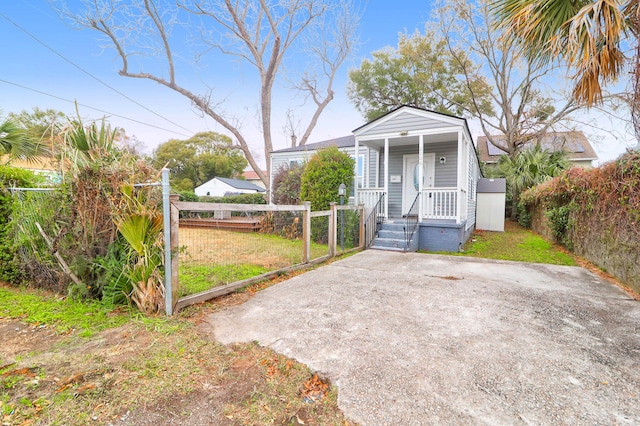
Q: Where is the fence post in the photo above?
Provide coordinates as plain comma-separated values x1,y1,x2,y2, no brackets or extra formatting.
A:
359,203,365,249
169,194,180,313
329,202,337,257
303,201,311,263
162,168,173,316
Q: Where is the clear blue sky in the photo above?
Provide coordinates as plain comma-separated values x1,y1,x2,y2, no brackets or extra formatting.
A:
0,1,634,165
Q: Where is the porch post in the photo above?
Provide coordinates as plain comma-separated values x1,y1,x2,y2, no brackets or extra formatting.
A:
384,137,389,218
418,134,424,221
456,130,464,224
354,137,359,204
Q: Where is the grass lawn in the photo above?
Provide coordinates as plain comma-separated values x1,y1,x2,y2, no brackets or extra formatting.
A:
178,227,328,297
0,283,352,425
443,220,576,266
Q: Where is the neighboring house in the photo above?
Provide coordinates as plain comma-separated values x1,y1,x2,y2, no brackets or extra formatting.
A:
477,131,598,168
270,105,483,252
242,169,267,189
194,176,266,197
1,155,61,184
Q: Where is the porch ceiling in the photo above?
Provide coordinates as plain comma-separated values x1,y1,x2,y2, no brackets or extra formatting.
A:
358,131,458,149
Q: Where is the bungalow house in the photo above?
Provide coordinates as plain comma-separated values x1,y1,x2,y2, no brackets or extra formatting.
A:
194,176,266,197
477,131,598,168
270,106,482,252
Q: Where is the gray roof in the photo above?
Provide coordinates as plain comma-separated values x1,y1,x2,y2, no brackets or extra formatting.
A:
271,135,355,154
216,177,265,192
477,131,598,163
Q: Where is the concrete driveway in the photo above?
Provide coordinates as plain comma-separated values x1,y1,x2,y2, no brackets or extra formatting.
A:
204,251,640,425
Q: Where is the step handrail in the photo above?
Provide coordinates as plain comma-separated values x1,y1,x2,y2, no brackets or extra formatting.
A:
363,193,385,248
403,192,420,252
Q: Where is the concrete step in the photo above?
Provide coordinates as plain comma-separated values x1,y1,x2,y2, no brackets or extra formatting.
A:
379,222,406,232
370,245,405,252
378,229,405,239
372,237,407,249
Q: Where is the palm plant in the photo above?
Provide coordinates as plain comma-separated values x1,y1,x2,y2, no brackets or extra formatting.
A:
59,114,121,173
0,117,42,161
499,144,570,219
113,184,164,314
493,0,637,105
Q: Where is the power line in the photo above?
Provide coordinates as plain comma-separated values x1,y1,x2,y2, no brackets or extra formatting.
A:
0,78,192,137
0,12,195,135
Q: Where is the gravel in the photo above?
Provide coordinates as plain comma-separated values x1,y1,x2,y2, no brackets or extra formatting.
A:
204,251,640,425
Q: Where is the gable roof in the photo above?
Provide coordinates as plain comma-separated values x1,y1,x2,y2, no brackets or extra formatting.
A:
477,131,598,163
352,105,468,134
272,106,474,155
214,177,265,192
271,135,355,154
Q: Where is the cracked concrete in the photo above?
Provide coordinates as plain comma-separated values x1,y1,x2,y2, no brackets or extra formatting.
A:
204,251,640,425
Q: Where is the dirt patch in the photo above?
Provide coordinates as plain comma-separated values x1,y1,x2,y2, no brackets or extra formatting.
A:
0,319,62,357
0,298,353,426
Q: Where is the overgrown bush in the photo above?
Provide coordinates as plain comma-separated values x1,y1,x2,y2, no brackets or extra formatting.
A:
518,149,640,291
272,162,305,205
6,115,165,313
0,165,41,283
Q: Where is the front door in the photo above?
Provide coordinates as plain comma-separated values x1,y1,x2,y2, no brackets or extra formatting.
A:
402,153,435,214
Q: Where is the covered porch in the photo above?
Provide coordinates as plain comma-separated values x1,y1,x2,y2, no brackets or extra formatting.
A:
353,107,476,226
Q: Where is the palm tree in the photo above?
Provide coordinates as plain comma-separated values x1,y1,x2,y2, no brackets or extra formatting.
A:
498,145,570,219
493,0,637,106
0,117,41,161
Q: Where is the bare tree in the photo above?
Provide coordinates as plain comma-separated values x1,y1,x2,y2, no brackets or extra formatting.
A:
55,0,359,190
434,0,583,156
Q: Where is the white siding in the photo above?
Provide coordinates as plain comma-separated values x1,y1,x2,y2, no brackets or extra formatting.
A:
466,139,481,229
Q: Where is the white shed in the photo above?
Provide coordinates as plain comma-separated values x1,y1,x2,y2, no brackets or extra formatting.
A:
194,177,266,197
476,178,506,232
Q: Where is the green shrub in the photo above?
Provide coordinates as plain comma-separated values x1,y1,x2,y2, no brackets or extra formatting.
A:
300,147,354,244
300,146,354,210
94,238,132,306
177,190,198,202
545,205,570,240
198,192,266,204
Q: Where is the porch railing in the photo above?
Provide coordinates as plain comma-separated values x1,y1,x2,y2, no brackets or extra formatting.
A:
363,193,385,248
422,188,458,220
357,188,387,218
404,192,420,252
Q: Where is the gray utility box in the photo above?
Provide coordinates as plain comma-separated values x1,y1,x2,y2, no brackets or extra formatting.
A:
476,178,506,232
